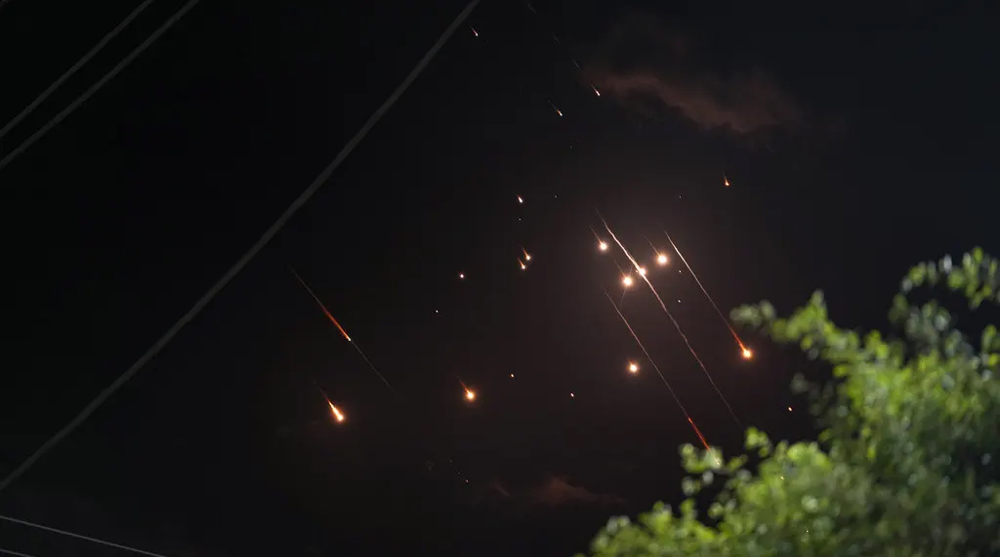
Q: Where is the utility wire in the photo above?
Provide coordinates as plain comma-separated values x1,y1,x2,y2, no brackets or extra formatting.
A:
0,514,171,557
0,547,38,557
0,0,202,173
0,0,158,142
0,0,481,494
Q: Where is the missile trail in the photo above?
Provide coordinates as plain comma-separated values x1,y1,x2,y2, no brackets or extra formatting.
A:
602,288,710,450
289,267,397,394
596,212,743,430
290,267,352,341
663,230,751,358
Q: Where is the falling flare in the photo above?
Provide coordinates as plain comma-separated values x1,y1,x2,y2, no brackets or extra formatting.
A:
547,100,563,117
521,247,532,261
724,174,730,187
465,389,476,401
598,215,743,429
289,268,396,394
599,241,609,252
517,195,524,204
458,272,465,280
602,288,710,450
591,84,601,97
657,253,669,266
470,25,479,37
519,259,527,270
569,392,575,398
664,230,753,360
290,268,352,342
622,275,634,287
510,373,515,378
328,400,346,423
628,361,639,374
787,406,793,412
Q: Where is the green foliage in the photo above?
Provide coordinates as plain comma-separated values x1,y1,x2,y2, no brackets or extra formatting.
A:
578,250,1000,557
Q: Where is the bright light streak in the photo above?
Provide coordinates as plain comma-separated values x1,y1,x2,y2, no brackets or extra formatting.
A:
470,26,479,37
591,84,601,97
598,214,743,429
724,174,730,187
521,247,532,261
602,288,710,450
637,266,647,277
519,259,527,270
517,195,524,204
328,401,345,423
664,230,752,358
465,389,476,401
290,268,352,342
290,268,396,394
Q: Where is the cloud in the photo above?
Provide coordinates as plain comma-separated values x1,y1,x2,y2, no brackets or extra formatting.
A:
525,476,623,508
587,12,802,136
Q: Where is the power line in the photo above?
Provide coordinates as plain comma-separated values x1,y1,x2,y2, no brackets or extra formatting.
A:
0,514,171,557
0,0,202,173
0,547,38,557
0,0,481,494
0,0,158,142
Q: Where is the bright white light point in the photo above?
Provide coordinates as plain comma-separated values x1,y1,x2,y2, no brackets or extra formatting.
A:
637,266,647,277
622,276,634,287
434,309,439,314
520,261,526,270
458,273,465,280
787,406,793,412
569,392,575,398
465,389,476,401
517,195,524,204
742,348,753,360
628,362,639,373
510,373,514,378
598,241,609,252
657,253,668,265
525,254,531,261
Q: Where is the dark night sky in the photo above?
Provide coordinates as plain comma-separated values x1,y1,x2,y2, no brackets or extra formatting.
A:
1,0,997,555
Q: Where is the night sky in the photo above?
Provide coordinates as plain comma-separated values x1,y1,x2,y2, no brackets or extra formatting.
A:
1,0,997,555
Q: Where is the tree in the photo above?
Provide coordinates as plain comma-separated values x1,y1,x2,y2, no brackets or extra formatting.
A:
579,249,1000,557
